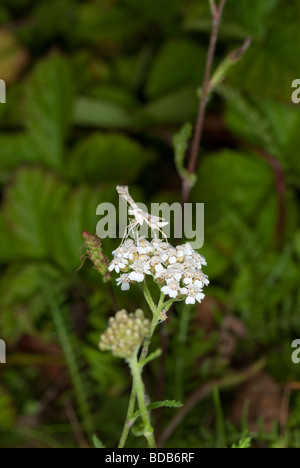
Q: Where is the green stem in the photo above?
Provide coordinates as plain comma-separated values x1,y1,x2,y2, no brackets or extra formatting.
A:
118,385,136,448
143,281,157,315
129,354,156,448
118,287,172,448
141,289,165,359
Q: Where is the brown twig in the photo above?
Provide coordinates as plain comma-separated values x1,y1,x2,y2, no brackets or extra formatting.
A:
157,358,265,447
182,0,227,203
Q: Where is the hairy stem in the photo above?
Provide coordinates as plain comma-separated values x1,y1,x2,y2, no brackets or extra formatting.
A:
118,288,171,448
129,354,156,448
118,385,137,448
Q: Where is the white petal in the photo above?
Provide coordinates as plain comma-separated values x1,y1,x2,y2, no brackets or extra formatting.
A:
196,293,205,302
135,273,145,282
183,277,193,285
169,290,178,298
186,297,196,305
121,284,130,291
194,280,203,287
161,286,170,295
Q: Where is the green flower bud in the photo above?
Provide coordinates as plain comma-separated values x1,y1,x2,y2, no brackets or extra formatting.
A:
99,309,150,360
82,231,111,282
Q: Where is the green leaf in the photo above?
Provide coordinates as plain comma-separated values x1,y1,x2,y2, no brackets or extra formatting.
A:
66,133,151,184
0,263,64,342
50,184,116,271
0,134,39,183
139,86,199,126
193,149,274,223
173,123,196,187
147,400,183,411
93,435,106,449
232,437,252,449
24,53,74,170
146,39,206,98
132,400,183,421
1,168,69,261
74,97,135,128
139,349,162,368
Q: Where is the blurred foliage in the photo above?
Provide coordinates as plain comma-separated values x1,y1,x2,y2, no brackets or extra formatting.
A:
0,0,300,449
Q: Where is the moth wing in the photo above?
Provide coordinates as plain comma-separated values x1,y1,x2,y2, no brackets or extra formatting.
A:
156,221,169,228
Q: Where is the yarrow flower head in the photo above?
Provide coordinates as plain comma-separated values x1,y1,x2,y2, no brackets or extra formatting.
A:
109,236,209,306
99,309,150,360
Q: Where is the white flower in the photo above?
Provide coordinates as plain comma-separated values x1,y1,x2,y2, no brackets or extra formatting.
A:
116,274,131,291
152,239,168,249
176,243,194,258
123,245,139,261
148,254,164,273
189,252,207,268
129,260,151,283
167,263,184,273
156,241,171,252
154,269,167,283
182,285,205,305
160,248,178,265
109,234,209,301
137,238,154,255
165,268,182,283
162,281,183,299
182,268,197,285
139,254,151,264
112,239,134,257
109,257,128,274
193,271,210,287
182,259,196,271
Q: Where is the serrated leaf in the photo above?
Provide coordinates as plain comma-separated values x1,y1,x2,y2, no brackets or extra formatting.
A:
147,400,183,411
0,134,40,183
66,133,150,184
132,400,182,421
1,168,70,261
24,53,74,170
51,184,116,271
232,437,252,449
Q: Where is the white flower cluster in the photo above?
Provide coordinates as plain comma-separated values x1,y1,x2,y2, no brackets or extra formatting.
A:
109,238,209,305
